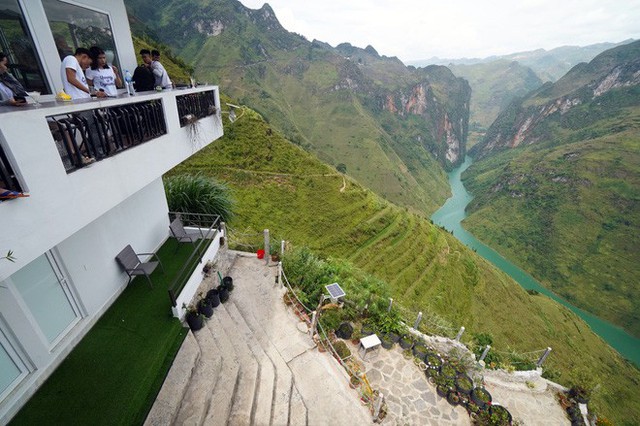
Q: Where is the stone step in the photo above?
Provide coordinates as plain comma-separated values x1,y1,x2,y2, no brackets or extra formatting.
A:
173,321,223,425
144,331,200,426
224,301,276,425
214,302,260,426
203,312,241,426
288,383,308,426
228,297,295,426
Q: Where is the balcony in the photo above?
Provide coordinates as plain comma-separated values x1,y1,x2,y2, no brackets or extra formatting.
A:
0,86,223,281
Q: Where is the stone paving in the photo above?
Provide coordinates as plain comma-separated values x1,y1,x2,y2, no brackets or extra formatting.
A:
351,342,470,426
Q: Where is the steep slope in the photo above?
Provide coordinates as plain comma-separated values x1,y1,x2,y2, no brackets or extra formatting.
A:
168,104,640,425
408,39,636,81
448,60,543,147
464,41,640,337
125,0,471,214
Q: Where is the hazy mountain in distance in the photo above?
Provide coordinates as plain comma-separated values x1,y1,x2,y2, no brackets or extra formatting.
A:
124,0,471,214
464,40,640,338
408,39,635,81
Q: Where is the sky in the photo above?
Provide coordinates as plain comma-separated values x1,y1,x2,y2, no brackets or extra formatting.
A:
238,0,640,61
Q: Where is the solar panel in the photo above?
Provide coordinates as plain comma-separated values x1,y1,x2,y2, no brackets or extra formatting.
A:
325,283,346,300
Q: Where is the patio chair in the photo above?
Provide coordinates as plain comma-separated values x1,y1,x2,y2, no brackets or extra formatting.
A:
116,245,165,288
169,217,197,251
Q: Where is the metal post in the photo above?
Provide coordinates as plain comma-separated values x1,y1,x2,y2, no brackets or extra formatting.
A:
277,261,283,288
387,298,393,313
480,345,491,362
414,311,423,330
310,310,318,337
455,326,465,342
263,229,270,265
537,347,552,368
220,221,227,246
281,239,285,256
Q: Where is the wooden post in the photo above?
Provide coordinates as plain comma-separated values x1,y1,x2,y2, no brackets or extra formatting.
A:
537,347,552,368
480,345,491,362
455,326,465,342
263,229,270,265
414,312,423,330
387,298,393,313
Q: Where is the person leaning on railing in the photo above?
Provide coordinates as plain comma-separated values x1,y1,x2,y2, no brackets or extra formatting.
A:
86,46,122,97
0,52,28,107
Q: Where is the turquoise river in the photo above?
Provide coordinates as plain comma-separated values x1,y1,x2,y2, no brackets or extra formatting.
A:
431,156,640,366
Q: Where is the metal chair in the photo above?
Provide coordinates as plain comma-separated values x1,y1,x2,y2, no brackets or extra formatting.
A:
115,245,164,288
169,217,197,252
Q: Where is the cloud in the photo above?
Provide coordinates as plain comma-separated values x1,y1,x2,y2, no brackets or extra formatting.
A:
239,0,640,60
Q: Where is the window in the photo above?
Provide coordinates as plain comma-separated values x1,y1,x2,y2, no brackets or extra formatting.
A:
0,328,28,400
42,0,120,69
0,0,51,93
10,253,79,345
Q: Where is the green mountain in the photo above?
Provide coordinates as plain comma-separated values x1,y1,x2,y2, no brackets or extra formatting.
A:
448,60,543,147
124,0,471,214
169,102,640,425
464,41,640,337
408,39,636,82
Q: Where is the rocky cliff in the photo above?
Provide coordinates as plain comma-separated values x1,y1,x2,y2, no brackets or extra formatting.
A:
473,40,640,158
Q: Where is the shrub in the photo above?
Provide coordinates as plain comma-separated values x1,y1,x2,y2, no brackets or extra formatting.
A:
332,340,351,360
164,174,234,222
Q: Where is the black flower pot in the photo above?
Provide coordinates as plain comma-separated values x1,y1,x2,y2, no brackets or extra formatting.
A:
361,324,375,336
412,343,428,359
455,374,474,395
380,333,394,349
218,285,230,303
447,391,461,406
387,332,401,343
399,336,414,350
336,322,354,339
440,363,457,380
186,312,204,331
222,276,234,292
199,299,214,318
489,404,513,425
470,387,492,409
436,385,448,398
206,289,221,308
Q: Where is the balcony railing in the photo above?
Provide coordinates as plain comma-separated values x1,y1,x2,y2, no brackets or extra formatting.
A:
47,99,166,173
176,90,217,127
0,144,22,192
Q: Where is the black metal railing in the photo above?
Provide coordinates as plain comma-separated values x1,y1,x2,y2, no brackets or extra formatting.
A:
0,143,22,192
47,99,166,173
176,90,217,127
167,212,222,308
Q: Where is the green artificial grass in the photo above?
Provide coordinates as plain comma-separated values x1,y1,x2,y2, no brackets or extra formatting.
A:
10,238,198,426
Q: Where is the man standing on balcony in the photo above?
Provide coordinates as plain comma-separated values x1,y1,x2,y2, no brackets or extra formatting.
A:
61,48,106,100
140,49,172,90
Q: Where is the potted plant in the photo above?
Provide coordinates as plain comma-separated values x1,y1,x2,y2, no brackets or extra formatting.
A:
217,284,230,303
425,352,443,370
470,387,492,409
198,298,213,318
206,288,221,308
398,335,414,350
489,404,513,425
349,374,360,389
350,328,362,345
221,275,234,292
455,374,474,395
412,342,428,359
336,322,354,340
447,391,461,406
440,363,457,380
184,304,204,331
270,247,280,262
380,333,394,349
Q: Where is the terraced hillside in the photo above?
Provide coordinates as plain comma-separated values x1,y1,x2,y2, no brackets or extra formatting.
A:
169,104,640,425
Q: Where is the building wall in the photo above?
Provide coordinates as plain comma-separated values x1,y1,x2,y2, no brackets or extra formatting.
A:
0,177,170,423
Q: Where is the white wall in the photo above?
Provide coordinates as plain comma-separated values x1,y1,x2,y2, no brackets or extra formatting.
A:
56,177,169,314
0,87,223,281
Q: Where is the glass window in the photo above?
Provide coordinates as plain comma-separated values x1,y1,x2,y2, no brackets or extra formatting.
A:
11,254,78,345
0,331,24,398
42,0,119,71
0,0,51,93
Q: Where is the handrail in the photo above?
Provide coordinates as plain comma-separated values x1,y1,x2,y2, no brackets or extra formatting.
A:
176,90,217,127
167,212,221,307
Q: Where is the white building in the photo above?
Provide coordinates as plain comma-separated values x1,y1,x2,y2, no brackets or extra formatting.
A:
0,0,223,422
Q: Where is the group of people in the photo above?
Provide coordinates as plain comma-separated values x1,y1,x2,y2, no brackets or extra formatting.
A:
0,45,173,106
61,46,172,100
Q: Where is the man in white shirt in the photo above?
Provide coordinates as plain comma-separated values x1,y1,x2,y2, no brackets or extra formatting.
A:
140,49,172,90
60,48,106,100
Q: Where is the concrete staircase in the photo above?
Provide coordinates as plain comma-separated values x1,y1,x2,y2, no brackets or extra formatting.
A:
145,252,371,426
